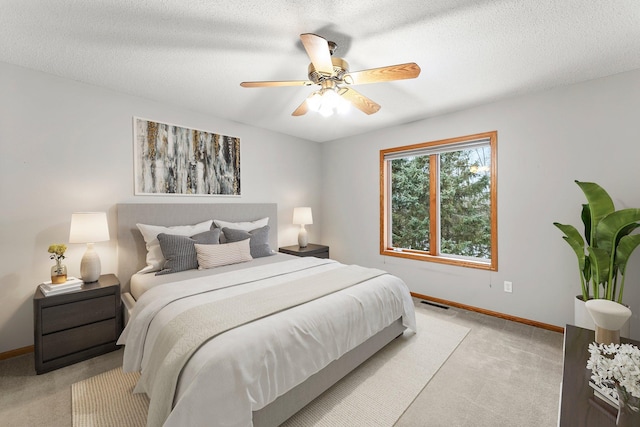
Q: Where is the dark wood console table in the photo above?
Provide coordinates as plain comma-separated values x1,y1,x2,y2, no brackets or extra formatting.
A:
559,325,640,426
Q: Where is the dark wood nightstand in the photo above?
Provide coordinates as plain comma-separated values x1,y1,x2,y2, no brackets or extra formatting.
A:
33,274,122,374
279,243,329,259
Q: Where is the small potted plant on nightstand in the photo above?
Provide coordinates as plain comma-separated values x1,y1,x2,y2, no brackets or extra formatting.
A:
554,181,640,333
48,243,67,284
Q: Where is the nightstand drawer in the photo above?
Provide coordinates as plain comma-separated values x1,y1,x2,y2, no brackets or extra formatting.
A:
41,295,116,334
41,319,117,362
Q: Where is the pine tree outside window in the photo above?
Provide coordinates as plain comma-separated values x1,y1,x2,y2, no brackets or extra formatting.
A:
380,131,497,270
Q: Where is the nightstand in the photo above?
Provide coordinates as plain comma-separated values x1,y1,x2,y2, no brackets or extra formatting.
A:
33,274,122,374
279,243,330,259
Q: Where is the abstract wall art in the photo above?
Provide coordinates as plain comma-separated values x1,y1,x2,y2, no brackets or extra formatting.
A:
133,117,240,196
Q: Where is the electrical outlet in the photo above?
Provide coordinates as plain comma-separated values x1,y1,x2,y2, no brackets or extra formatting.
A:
504,281,513,293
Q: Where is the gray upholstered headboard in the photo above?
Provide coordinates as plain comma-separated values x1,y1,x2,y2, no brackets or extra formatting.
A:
116,203,278,293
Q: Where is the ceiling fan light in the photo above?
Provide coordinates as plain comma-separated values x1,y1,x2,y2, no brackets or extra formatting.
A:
318,103,334,117
307,92,322,111
322,89,340,105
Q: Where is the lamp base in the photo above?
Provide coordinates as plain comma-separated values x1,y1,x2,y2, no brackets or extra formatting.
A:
80,243,101,283
595,326,620,345
298,226,308,248
585,299,632,342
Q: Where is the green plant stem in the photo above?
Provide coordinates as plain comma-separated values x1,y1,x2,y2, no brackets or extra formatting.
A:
618,275,626,304
580,274,588,301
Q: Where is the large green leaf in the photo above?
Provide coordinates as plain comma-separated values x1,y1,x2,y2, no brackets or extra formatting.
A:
588,247,610,294
553,223,584,247
617,234,640,274
594,210,640,299
554,223,586,270
617,223,640,246
581,204,592,246
554,222,591,298
615,234,640,302
595,209,640,253
561,235,586,271
576,181,615,245
583,256,592,285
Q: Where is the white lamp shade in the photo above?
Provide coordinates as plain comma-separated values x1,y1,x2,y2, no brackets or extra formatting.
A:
69,212,110,243
585,299,632,331
293,207,313,225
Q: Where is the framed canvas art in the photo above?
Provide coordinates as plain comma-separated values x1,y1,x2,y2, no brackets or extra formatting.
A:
133,117,240,196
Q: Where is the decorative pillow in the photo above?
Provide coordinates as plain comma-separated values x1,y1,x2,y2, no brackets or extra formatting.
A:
136,220,213,273
156,229,221,275
213,217,269,232
222,225,273,258
195,239,253,269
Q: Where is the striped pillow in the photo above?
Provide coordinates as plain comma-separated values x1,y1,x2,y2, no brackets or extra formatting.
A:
195,238,253,269
136,220,214,274
156,229,221,275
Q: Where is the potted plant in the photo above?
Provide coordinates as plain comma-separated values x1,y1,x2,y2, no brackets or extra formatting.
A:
48,243,67,284
554,181,640,330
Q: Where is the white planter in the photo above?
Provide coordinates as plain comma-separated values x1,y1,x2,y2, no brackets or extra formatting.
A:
574,295,631,338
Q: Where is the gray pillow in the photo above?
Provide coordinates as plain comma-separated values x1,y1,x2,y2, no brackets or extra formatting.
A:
222,225,273,258
156,229,221,275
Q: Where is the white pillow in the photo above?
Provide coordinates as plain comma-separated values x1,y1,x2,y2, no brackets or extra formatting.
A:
213,217,269,232
195,239,253,269
136,220,213,273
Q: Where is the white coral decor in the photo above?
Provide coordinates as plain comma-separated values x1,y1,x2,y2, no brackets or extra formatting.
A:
587,342,640,399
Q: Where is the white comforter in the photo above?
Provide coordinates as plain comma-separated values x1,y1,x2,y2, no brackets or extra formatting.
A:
119,257,416,427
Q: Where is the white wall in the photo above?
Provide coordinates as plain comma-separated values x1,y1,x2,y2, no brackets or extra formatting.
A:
2,62,639,354
0,62,322,353
321,69,640,337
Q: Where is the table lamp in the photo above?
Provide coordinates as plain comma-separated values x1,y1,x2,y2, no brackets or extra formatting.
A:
585,299,632,344
293,207,313,248
69,212,110,283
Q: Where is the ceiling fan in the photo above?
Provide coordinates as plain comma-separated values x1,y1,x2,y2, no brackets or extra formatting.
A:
240,33,421,117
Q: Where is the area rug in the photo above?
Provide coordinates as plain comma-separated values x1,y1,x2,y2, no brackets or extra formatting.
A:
72,310,469,427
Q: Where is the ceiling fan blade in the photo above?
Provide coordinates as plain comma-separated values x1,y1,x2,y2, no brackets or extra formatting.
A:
240,80,313,88
344,62,421,85
340,87,381,115
291,97,309,116
300,33,334,77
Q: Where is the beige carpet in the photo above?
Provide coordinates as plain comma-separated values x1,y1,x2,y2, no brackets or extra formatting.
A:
72,311,469,426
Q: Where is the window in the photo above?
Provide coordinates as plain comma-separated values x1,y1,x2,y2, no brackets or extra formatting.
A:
380,131,497,270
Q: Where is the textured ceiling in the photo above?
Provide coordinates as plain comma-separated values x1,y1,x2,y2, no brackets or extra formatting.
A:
2,1,639,142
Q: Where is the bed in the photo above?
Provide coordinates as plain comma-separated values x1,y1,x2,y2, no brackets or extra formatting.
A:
116,203,416,427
